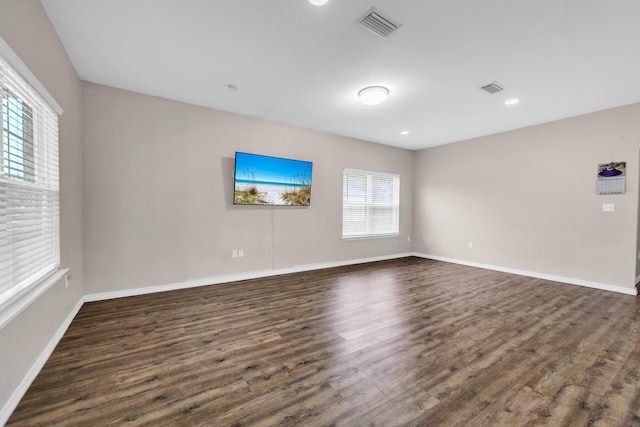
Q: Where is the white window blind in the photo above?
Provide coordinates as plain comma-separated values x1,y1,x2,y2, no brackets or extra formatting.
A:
0,50,60,308
342,168,400,239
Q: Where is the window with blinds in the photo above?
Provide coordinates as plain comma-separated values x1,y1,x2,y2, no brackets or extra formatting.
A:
342,168,400,239
0,50,60,308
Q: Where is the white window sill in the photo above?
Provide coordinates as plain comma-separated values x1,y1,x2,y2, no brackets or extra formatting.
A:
342,233,400,241
0,268,69,330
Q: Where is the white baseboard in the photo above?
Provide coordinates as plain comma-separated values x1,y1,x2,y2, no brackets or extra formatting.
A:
0,296,85,426
414,253,638,296
84,252,415,302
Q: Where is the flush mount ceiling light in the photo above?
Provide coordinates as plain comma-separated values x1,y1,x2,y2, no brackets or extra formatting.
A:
358,86,389,105
505,98,520,106
309,0,328,5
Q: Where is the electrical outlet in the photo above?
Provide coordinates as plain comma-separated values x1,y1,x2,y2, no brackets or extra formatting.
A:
468,241,474,249
238,249,244,258
232,250,238,258
602,203,615,212
407,236,411,242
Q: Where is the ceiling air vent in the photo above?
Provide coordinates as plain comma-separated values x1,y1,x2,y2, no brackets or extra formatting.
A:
358,7,401,39
480,82,505,94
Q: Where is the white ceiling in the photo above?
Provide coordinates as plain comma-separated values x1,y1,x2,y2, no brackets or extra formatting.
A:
41,0,640,150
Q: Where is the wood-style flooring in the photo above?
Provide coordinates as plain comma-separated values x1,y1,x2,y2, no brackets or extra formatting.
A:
7,257,640,426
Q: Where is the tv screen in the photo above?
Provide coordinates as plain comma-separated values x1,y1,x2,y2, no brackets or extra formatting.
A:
233,152,313,206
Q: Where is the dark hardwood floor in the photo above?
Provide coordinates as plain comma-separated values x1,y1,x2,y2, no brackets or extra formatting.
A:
7,257,640,426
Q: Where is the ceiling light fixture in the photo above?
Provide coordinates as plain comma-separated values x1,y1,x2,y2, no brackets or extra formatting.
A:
358,86,389,105
505,98,520,106
309,0,328,5
400,131,409,135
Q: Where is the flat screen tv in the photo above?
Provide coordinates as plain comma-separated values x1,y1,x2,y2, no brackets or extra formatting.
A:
233,152,313,206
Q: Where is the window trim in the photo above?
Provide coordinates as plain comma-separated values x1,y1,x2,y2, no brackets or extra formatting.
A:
342,167,400,240
0,38,62,115
0,36,63,328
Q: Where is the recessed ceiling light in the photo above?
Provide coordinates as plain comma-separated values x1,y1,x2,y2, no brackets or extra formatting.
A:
505,98,519,106
400,131,409,135
358,86,389,105
309,0,328,5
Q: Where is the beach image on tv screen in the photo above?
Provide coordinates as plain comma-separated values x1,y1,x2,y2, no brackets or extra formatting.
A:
234,152,312,206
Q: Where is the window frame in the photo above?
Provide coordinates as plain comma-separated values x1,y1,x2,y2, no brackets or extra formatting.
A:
0,37,65,329
342,168,400,240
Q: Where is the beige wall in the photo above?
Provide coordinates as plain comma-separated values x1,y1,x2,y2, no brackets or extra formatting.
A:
0,0,84,414
413,103,640,290
81,82,414,295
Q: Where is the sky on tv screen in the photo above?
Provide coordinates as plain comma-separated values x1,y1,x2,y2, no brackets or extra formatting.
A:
235,152,312,186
